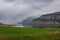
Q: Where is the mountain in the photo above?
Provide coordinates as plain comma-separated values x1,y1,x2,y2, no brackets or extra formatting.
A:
22,17,36,23
32,12,60,22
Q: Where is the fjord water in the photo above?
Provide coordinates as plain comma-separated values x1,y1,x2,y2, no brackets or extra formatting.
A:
12,23,60,28
12,24,32,28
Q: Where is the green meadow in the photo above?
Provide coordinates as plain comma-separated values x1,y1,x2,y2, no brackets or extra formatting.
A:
0,25,60,40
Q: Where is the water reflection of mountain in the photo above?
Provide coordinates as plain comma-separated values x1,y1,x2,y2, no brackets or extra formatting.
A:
32,12,60,28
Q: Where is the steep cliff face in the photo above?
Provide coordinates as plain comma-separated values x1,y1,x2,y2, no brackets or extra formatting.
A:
33,12,60,22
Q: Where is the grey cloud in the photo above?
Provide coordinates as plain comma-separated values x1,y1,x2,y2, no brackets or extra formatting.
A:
42,0,53,3
4,0,16,2
0,0,55,24
38,0,60,15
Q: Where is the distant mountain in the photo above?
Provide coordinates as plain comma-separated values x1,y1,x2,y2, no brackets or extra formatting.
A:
22,17,36,23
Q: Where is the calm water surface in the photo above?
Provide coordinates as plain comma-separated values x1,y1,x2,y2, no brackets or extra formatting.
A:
12,24,32,28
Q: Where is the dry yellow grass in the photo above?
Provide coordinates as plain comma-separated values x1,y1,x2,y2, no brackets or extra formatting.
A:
0,24,17,27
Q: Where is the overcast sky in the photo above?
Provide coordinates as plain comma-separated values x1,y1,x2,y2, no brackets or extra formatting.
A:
0,0,60,24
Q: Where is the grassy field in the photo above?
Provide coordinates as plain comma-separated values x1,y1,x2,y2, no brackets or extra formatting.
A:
0,25,60,40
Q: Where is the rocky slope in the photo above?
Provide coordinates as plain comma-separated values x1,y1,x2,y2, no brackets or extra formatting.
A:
32,12,60,22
